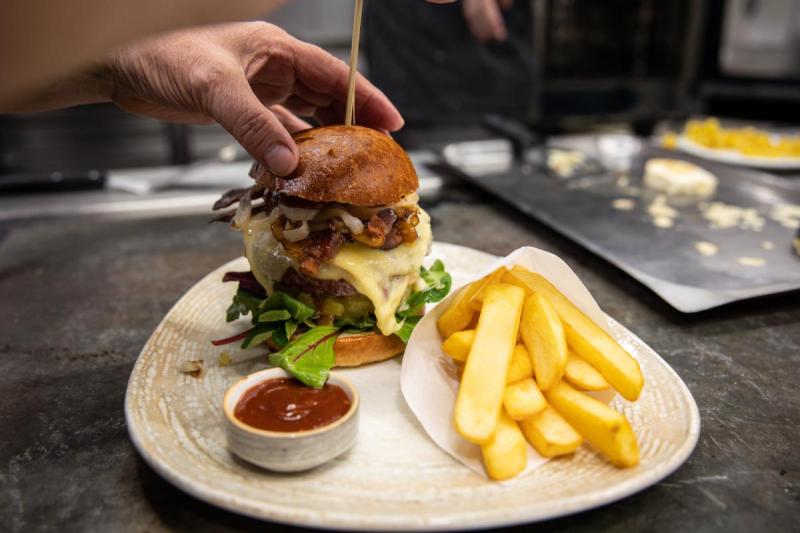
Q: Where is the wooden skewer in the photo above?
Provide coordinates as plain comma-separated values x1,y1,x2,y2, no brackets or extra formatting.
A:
345,0,365,127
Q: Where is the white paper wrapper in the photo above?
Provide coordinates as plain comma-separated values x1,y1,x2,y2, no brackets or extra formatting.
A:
400,246,616,478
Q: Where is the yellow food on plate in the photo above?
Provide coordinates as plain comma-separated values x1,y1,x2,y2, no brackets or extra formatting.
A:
519,292,568,391
518,404,582,457
503,268,643,401
441,264,644,479
437,268,507,339
507,344,534,383
454,283,525,444
442,329,475,362
436,285,477,340
661,131,678,150
565,352,609,391
544,381,639,468
448,336,533,384
684,117,800,159
503,378,546,420
467,267,508,310
480,409,528,480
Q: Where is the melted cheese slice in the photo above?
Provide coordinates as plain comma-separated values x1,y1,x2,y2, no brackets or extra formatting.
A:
243,208,433,336
316,209,432,335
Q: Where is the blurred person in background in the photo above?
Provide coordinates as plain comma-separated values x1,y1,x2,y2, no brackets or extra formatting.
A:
365,0,535,127
0,0,453,177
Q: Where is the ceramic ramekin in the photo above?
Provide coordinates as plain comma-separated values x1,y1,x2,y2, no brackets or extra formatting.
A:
223,367,359,472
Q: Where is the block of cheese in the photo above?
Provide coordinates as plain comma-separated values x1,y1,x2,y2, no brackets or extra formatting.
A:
643,158,717,197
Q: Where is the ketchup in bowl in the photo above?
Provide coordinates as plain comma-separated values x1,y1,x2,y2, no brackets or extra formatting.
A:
234,377,351,432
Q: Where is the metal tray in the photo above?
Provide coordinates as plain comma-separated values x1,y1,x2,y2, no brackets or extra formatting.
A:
439,139,800,312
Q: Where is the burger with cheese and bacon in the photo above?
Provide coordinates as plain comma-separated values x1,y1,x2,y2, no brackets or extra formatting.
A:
211,125,450,388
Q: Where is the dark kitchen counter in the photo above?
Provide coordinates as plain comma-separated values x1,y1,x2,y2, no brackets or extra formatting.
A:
1,172,799,532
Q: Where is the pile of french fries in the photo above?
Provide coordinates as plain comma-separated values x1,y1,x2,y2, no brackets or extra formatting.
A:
437,266,644,480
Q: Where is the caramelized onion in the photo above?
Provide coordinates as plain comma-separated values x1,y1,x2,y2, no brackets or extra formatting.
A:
282,221,310,242
316,207,365,234
232,195,252,228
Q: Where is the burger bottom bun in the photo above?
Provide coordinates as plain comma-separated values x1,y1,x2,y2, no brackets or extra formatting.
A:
333,331,406,367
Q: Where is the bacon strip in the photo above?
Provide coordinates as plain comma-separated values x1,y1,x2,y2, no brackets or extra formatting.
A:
275,222,346,276
351,208,415,249
271,206,420,269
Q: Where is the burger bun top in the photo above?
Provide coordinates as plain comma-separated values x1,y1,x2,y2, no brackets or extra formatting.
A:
251,125,419,207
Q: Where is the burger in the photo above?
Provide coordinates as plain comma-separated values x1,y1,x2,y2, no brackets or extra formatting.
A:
211,125,451,387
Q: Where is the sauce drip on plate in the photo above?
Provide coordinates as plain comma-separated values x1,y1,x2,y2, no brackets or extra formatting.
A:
234,377,350,432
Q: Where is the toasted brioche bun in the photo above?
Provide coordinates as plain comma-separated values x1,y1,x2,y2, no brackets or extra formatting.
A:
333,331,406,367
250,125,418,206
251,125,417,367
266,330,405,367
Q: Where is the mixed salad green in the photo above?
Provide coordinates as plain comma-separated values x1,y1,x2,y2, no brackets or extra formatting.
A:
214,261,451,388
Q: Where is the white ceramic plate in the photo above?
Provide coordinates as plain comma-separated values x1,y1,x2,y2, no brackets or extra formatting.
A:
125,242,700,530
677,136,800,170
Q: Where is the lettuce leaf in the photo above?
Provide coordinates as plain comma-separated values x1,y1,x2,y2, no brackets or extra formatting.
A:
394,260,452,343
222,260,453,385
336,313,378,332
395,315,422,343
268,326,339,388
225,289,263,323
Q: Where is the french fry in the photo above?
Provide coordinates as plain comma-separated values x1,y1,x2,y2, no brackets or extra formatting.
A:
565,352,609,391
437,268,505,338
436,269,506,339
436,285,477,339
564,323,642,400
480,409,527,480
507,344,534,383
454,283,525,444
442,330,475,362
447,337,533,384
503,268,644,401
503,378,546,420
519,405,582,457
520,292,567,391
544,381,639,468
467,267,507,310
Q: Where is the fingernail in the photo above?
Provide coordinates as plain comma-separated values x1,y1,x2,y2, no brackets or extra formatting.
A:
265,144,296,176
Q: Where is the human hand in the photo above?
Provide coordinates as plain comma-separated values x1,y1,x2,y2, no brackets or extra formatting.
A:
462,0,513,43
105,22,403,176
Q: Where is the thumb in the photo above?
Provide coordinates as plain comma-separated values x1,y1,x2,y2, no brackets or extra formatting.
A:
208,74,298,177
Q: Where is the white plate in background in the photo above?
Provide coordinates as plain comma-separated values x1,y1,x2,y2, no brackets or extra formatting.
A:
678,136,800,170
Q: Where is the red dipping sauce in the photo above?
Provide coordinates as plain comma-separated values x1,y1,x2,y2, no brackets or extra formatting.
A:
234,377,351,432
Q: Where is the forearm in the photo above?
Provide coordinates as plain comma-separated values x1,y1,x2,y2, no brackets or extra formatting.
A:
2,64,115,113
0,0,288,109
